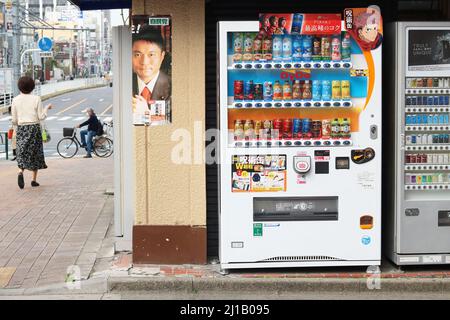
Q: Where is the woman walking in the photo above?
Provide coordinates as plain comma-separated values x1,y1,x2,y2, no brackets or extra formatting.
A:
11,76,52,189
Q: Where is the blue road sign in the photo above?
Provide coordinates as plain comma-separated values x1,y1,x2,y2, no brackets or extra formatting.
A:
38,37,53,52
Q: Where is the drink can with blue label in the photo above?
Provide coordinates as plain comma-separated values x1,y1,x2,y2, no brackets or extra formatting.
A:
406,96,411,105
445,95,449,105
312,80,321,101
439,95,445,105
423,96,428,105
321,80,331,100
292,118,302,138
411,96,417,105
263,81,273,100
417,96,423,105
411,135,417,144
434,96,439,105
428,96,434,105
302,118,312,135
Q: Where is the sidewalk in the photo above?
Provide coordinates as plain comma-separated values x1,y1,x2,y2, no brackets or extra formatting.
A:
0,156,114,289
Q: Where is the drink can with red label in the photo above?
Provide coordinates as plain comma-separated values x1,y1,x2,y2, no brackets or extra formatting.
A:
273,119,282,139
234,80,244,100
282,119,293,139
312,120,322,138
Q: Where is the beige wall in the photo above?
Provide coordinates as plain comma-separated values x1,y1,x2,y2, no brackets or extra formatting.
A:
132,0,206,227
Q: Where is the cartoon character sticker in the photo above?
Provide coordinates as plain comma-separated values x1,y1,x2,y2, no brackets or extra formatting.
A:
344,6,383,51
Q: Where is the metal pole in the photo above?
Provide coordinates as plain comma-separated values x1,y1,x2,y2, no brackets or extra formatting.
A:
12,0,20,97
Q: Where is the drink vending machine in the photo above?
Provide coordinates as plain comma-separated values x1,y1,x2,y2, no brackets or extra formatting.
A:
218,9,383,270
385,22,450,265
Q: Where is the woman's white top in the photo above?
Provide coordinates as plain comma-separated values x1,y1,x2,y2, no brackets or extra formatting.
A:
11,93,48,126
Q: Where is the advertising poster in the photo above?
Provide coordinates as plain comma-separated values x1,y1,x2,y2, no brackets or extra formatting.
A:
232,155,287,192
131,15,172,125
343,6,383,51
408,29,450,71
258,13,293,35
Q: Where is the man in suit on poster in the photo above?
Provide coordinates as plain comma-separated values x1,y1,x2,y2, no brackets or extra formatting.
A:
132,25,171,116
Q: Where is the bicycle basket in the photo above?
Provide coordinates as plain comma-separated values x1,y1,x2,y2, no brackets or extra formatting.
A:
63,127,74,137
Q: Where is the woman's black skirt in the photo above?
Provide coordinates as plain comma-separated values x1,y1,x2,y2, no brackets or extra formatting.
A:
16,123,47,171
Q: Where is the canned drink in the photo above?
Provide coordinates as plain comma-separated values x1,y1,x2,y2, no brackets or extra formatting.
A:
422,175,428,184
433,154,439,163
332,80,341,100
273,119,282,139
292,119,302,139
422,114,428,124
254,83,263,100
411,154,417,163
439,114,445,124
417,115,422,124
417,79,423,87
282,119,293,139
427,78,433,87
439,95,445,105
421,154,427,163
312,80,322,101
406,154,411,163
405,174,411,185
234,120,244,140
439,154,444,164
444,134,449,143
406,96,412,105
440,134,445,143
331,118,340,138
434,78,439,87
434,96,440,105
322,120,331,138
417,96,423,105
243,33,254,62
341,80,351,99
432,134,438,144
244,120,255,140
427,153,433,163
417,175,422,185
406,78,413,88
411,78,417,88
410,174,416,184
311,120,322,138
428,114,434,124
406,115,412,125
263,81,273,101
411,115,417,124
433,114,439,124
423,96,428,105
321,80,332,100
321,36,331,60
331,36,341,61
262,120,272,139
244,80,254,100
312,36,321,60
444,154,449,163
411,96,417,105
445,78,450,87
438,173,444,183
302,118,312,138
234,80,244,100
411,135,417,144
262,35,273,61
340,118,351,139
445,95,450,105
439,78,444,87
427,96,434,105
232,32,244,62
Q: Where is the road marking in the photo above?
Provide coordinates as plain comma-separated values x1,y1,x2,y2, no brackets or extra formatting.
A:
73,116,85,121
100,104,113,115
45,116,57,121
61,98,71,102
0,116,11,121
99,98,104,102
55,98,87,115
103,117,112,122
58,116,72,121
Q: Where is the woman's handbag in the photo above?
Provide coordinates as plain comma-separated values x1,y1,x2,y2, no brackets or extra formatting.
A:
41,123,51,143
7,127,13,140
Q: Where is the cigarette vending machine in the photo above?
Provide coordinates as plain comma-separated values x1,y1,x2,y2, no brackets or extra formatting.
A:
385,22,450,265
218,9,383,270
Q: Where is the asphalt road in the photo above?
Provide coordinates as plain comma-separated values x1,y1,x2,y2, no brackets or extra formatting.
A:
0,86,113,160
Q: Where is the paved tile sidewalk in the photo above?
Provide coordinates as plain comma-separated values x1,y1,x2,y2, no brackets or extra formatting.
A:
0,156,114,289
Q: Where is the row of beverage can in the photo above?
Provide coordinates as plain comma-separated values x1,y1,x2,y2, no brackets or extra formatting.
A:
406,153,450,164
405,173,450,185
406,77,450,89
233,118,351,140
405,114,450,125
233,79,350,101
232,32,352,63
405,95,450,106
406,134,450,145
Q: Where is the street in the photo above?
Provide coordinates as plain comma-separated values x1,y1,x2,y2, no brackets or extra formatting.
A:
0,86,113,159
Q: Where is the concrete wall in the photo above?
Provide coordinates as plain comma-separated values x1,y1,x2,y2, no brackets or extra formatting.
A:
132,0,206,264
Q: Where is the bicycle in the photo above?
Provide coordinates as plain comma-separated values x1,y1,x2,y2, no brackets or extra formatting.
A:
57,127,113,159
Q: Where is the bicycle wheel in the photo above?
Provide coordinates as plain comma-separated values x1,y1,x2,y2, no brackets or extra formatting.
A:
93,137,113,158
57,138,78,158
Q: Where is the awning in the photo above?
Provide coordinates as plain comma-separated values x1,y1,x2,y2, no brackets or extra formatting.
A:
69,0,131,11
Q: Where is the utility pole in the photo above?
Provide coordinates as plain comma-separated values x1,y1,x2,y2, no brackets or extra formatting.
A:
12,0,20,96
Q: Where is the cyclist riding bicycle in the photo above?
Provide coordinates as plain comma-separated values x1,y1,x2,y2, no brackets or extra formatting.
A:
76,107,101,158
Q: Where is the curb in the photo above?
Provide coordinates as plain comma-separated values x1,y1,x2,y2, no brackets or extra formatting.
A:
107,276,450,294
41,84,107,101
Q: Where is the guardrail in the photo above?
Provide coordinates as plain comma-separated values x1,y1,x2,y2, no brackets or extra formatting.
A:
0,131,9,160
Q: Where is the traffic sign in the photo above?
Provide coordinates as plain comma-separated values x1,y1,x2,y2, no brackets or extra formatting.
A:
38,37,53,52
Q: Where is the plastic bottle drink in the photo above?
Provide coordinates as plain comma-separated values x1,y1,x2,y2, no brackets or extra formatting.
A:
331,36,341,61
322,120,331,138
252,34,263,61
302,80,312,100
282,80,292,100
321,80,331,100
263,81,273,101
340,118,351,139
332,80,341,100
292,35,303,61
273,80,283,100
292,80,302,100
272,35,283,61
232,32,244,62
282,35,292,61
312,36,321,61
312,80,321,101
331,118,340,138
341,32,351,61
243,33,254,61
341,80,351,99
262,34,273,61
321,36,331,61
302,36,312,61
